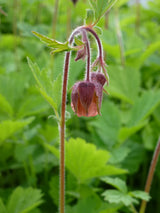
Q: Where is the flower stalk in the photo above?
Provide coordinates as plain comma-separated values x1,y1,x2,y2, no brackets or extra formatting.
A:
59,25,108,213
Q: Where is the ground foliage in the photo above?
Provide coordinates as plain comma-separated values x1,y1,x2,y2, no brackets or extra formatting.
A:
0,0,160,212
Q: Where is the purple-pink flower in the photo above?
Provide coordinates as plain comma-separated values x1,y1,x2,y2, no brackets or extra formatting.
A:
71,72,107,117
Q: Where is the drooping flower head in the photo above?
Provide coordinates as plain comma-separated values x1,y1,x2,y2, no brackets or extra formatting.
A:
71,72,107,117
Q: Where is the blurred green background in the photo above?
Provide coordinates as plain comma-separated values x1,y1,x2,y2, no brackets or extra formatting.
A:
0,0,160,212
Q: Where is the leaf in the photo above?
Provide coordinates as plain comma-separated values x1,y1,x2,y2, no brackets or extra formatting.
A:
101,177,128,193
7,187,43,213
17,94,49,118
107,65,140,104
102,190,137,206
0,198,7,213
129,191,150,201
118,121,147,143
127,90,160,126
138,41,160,67
27,57,61,117
96,0,117,20
46,138,126,183
85,9,95,25
89,101,121,149
0,117,34,145
0,93,13,117
32,31,72,53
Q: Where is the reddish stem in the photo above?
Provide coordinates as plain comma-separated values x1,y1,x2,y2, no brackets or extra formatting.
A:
139,138,160,213
60,25,104,213
82,30,90,81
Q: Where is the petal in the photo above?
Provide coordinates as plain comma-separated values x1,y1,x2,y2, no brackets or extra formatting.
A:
78,82,95,115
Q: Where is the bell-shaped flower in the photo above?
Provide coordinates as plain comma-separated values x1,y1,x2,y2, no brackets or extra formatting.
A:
71,72,106,117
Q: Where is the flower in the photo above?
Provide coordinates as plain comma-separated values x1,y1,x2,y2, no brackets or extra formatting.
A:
71,72,107,117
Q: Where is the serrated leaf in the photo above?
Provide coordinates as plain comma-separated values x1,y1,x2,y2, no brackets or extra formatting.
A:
85,9,95,25
7,187,43,213
130,191,150,201
0,93,13,117
32,31,71,53
0,117,34,145
27,57,61,118
46,138,126,183
102,190,137,206
101,177,128,193
0,198,7,213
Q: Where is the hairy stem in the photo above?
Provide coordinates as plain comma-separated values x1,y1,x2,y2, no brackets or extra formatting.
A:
139,137,160,213
82,30,90,81
60,25,103,213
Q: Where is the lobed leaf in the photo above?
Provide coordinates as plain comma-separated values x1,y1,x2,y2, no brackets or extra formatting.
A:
101,177,128,193
102,190,138,206
7,187,43,213
46,138,126,183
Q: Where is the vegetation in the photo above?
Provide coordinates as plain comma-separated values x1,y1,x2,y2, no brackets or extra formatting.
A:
0,0,160,213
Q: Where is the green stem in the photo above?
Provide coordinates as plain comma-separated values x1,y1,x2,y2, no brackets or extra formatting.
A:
139,137,160,213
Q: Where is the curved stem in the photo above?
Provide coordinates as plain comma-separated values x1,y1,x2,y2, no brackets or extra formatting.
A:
82,30,90,81
59,25,104,213
139,137,160,213
83,26,103,61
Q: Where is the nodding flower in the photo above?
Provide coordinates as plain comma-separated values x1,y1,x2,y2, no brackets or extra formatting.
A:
71,72,107,117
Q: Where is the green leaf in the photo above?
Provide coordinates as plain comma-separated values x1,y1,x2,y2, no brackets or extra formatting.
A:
17,94,49,118
0,93,13,117
96,0,117,20
74,37,84,46
102,190,137,206
7,187,43,213
107,66,140,104
85,9,95,25
0,117,34,145
32,31,72,53
27,57,61,117
101,177,128,193
138,41,160,67
118,121,147,143
89,101,121,149
127,90,160,126
46,138,126,183
0,198,7,213
130,191,150,201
